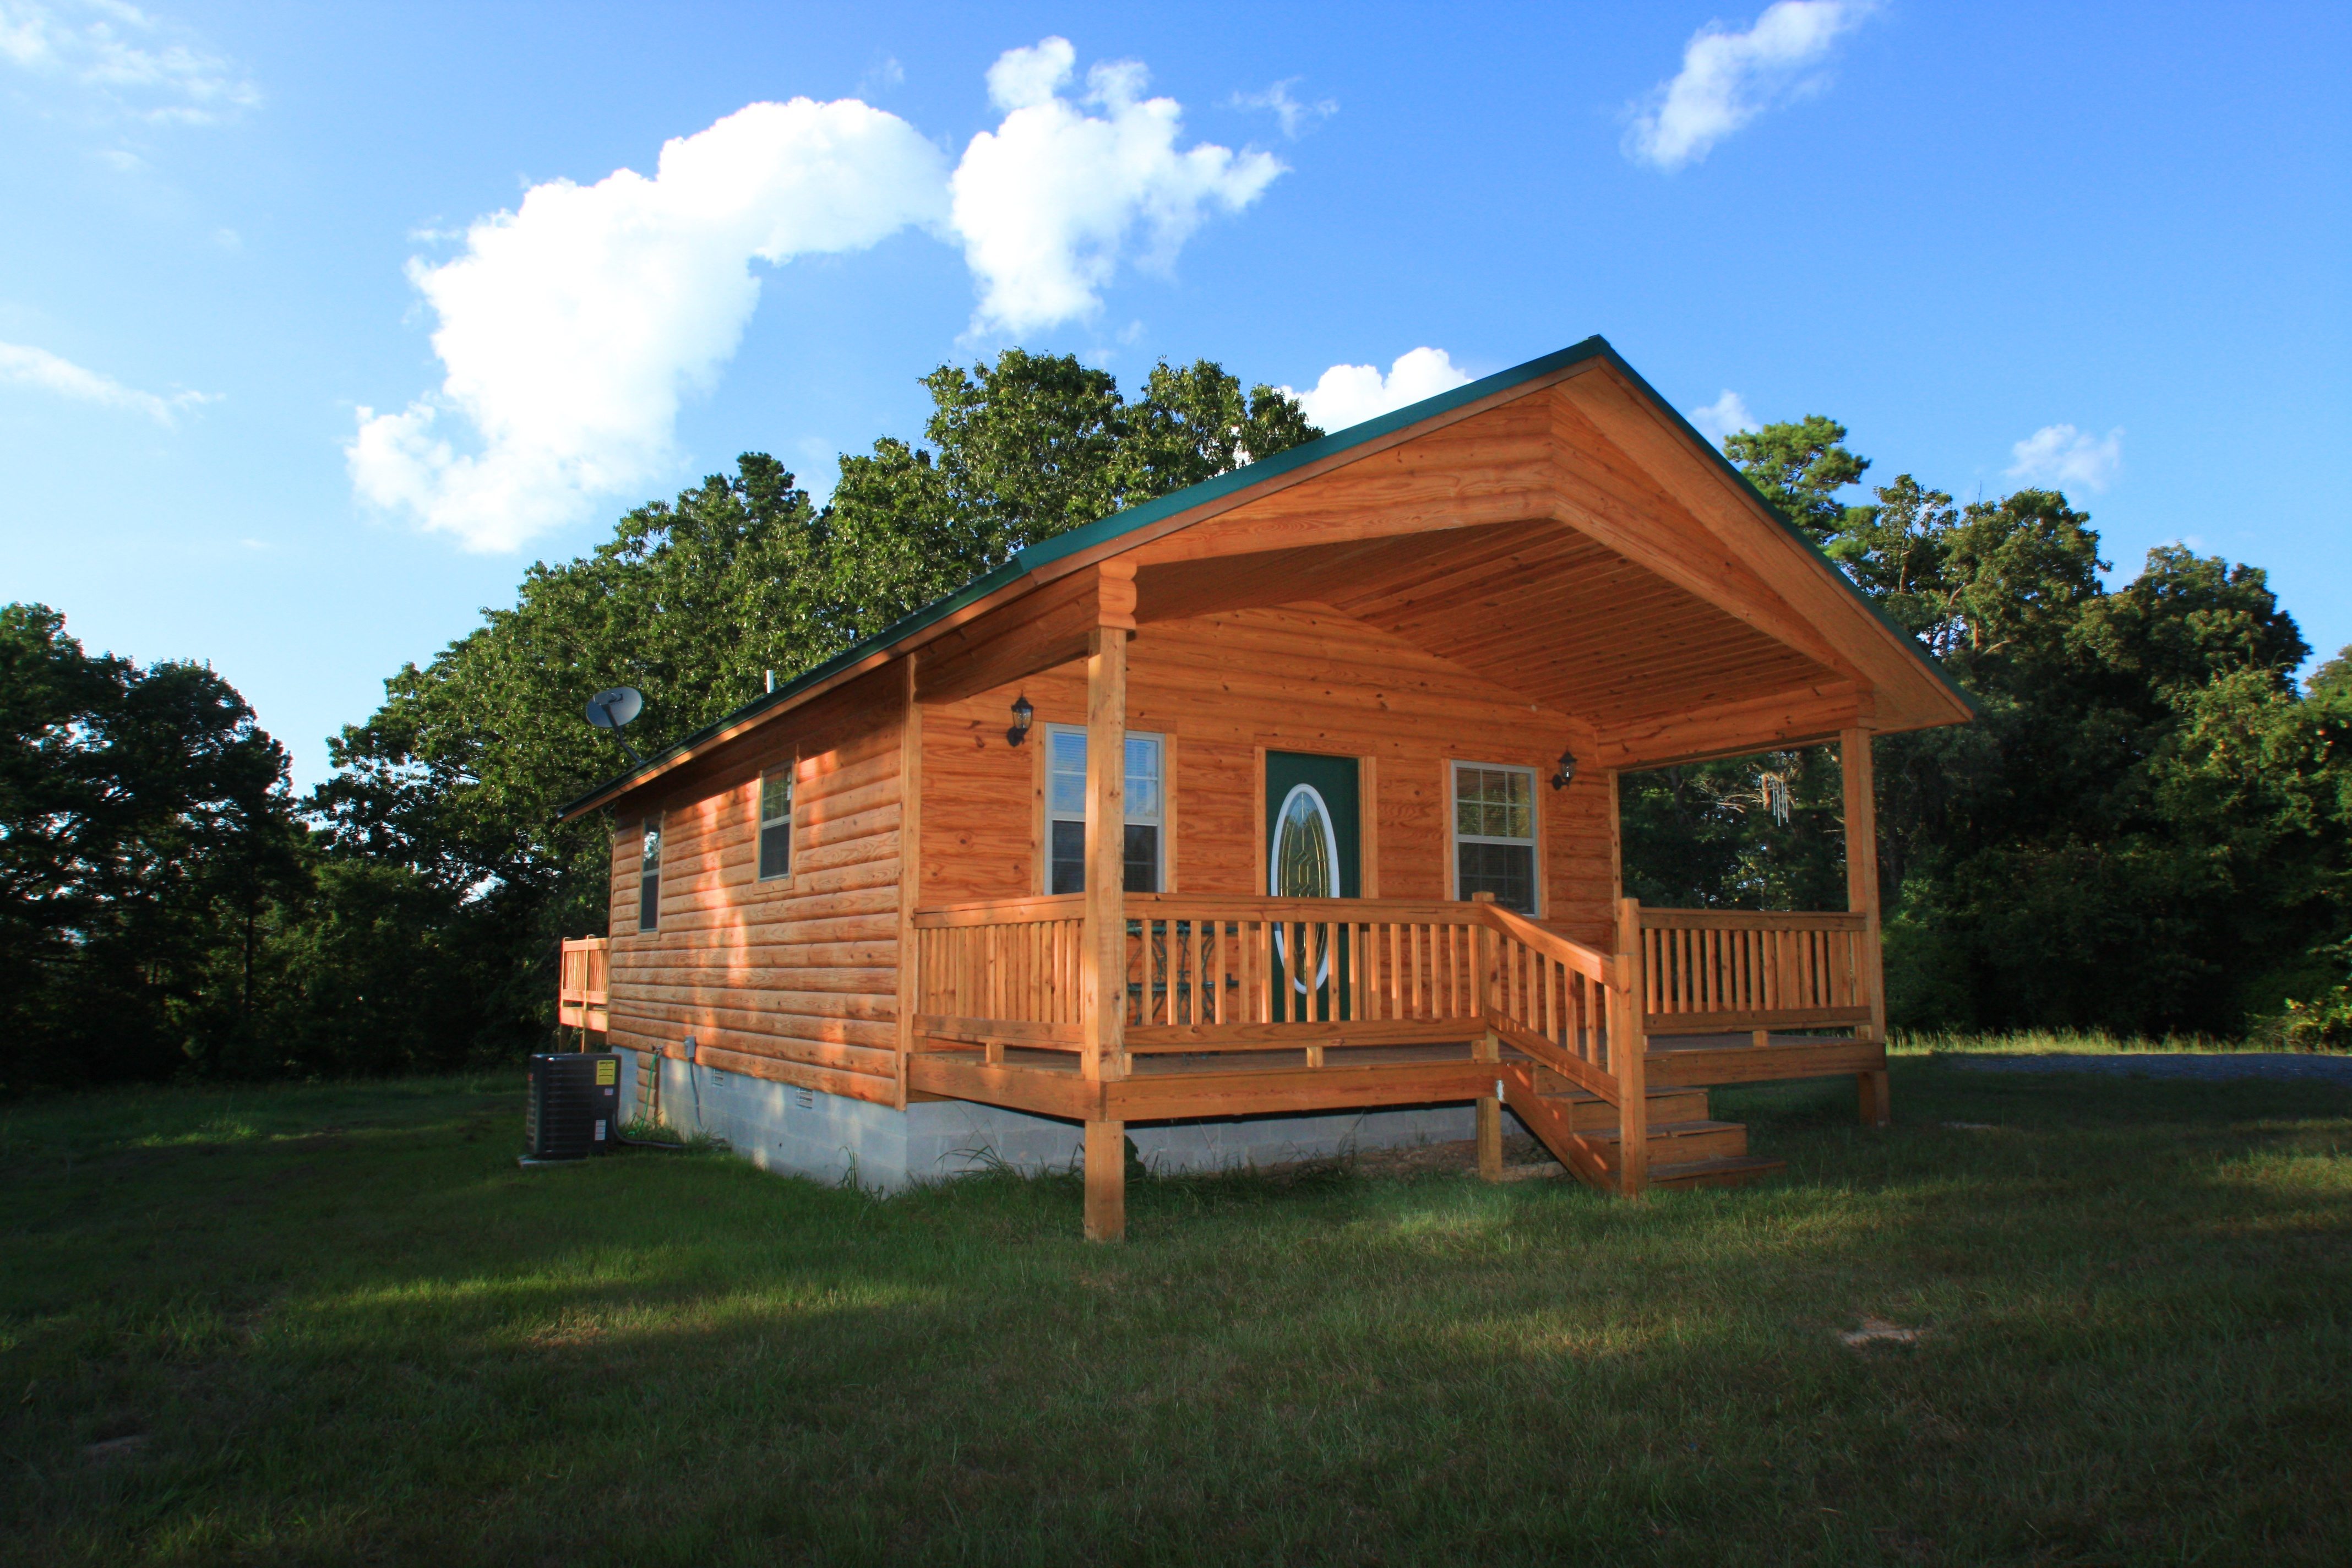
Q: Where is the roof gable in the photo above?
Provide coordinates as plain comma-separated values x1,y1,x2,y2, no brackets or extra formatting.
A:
560,336,1969,818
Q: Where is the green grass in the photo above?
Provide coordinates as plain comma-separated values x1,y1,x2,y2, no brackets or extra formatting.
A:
4,1055,2348,1566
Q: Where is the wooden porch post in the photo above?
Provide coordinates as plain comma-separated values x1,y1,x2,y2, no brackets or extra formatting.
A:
1472,893,1502,1182
1841,727,1892,1128
1613,897,1649,1196
1082,564,1136,1240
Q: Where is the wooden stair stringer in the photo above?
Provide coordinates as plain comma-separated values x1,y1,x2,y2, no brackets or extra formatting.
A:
1496,1061,1614,1191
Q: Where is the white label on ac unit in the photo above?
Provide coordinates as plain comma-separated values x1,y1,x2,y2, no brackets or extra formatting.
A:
594,1120,607,1140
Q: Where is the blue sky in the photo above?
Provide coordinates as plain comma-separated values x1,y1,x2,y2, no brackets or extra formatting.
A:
3,1,2346,789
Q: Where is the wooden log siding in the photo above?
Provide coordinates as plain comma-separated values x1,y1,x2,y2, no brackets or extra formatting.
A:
917,603,1616,940
602,674,909,1106
1637,907,1872,1035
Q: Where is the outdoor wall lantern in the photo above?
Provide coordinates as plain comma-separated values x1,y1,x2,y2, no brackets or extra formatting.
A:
1550,746,1579,792
1007,694,1035,747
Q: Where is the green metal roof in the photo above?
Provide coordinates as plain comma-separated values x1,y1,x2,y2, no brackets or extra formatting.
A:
558,334,1970,819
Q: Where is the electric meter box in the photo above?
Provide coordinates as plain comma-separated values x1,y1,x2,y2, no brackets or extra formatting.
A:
525,1052,621,1160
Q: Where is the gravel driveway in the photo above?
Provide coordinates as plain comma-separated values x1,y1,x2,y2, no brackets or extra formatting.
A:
1947,1052,2352,1087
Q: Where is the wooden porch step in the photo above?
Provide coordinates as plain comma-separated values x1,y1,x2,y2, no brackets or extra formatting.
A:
1579,1118,1752,1170
1648,1154,1787,1191
1496,1067,1785,1196
1529,1080,1709,1130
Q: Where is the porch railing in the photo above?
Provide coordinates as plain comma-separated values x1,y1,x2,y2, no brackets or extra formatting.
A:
1638,907,1872,1037
906,894,1881,1195
911,894,1087,1050
911,895,1494,1055
557,935,610,1033
1480,902,1622,1099
910,897,1879,1053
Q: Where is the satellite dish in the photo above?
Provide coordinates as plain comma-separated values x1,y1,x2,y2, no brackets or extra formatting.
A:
586,687,643,730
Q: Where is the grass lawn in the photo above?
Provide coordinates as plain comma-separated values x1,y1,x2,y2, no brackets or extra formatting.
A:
4,1052,2348,1566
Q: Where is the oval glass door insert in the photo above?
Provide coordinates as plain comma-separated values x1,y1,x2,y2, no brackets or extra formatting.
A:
1270,783,1340,990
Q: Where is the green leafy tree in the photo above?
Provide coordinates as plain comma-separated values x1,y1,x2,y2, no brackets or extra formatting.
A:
0,604,309,1087
1723,415,1873,548
1626,413,2349,1038
826,350,1319,639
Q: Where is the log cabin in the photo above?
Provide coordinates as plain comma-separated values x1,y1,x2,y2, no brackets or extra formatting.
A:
555,336,1973,1239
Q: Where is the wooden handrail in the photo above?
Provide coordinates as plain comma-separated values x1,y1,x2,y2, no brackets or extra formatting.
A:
1125,893,1483,924
1640,906,1866,932
1477,902,1614,986
913,893,1085,929
1476,900,1618,1096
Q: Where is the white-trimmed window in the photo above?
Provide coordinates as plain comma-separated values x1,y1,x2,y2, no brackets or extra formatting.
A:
1452,763,1537,914
757,765,793,881
639,815,663,932
1047,726,1164,894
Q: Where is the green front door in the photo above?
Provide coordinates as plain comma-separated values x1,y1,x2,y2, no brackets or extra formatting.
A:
1265,752,1360,1020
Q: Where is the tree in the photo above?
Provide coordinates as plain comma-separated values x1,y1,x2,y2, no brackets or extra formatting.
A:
1723,415,1872,548
1623,414,2351,1039
825,350,1319,639
0,604,308,1087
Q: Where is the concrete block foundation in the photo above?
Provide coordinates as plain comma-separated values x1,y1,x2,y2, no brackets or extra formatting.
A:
614,1048,1514,1192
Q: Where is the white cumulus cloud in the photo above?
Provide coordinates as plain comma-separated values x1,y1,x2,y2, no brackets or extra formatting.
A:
1626,1,1872,171
1688,389,1756,445
352,38,1282,552
0,0,258,124
2007,423,2123,493
951,37,1283,334
0,339,211,423
1282,347,1473,433
348,98,950,552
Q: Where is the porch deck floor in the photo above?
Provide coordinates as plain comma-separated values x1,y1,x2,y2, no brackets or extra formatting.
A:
987,1039,1487,1077
944,1031,1863,1080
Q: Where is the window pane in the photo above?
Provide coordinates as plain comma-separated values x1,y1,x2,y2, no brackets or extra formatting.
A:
641,820,662,869
1455,766,1533,844
1123,824,1158,893
758,821,790,880
1049,819,1086,895
640,870,661,930
760,770,791,825
1049,729,1087,816
1125,735,1161,822
1457,841,1534,914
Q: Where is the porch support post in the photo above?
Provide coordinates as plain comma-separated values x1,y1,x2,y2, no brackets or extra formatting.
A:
1085,1119,1127,1243
1472,893,1503,1181
1081,563,1136,1241
1475,1066,1504,1182
1613,897,1649,1196
1842,727,1892,1128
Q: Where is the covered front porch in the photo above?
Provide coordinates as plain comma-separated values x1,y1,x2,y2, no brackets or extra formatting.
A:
908,881,1890,1238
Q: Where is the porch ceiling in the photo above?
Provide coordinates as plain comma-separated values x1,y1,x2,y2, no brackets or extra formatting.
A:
1131,518,1835,738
